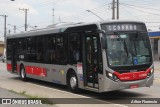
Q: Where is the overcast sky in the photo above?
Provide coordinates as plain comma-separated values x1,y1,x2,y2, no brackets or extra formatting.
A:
0,0,160,41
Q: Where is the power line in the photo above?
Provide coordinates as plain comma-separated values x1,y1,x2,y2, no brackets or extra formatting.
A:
30,3,111,24
123,0,160,6
120,3,160,11
120,5,141,20
0,1,111,27
61,3,111,22
120,3,160,17
32,0,66,8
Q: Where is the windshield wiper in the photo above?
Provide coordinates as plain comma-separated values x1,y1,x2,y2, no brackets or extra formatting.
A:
113,32,129,56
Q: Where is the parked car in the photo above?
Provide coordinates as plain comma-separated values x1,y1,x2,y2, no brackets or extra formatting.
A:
0,55,2,61
2,49,6,62
2,55,6,62
0,53,2,57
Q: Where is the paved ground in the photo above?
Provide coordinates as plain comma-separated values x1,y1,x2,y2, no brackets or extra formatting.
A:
0,87,55,107
154,61,160,78
154,61,160,70
0,87,26,98
0,61,160,107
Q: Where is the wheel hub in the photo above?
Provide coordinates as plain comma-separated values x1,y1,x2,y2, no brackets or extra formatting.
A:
70,76,77,88
21,69,25,78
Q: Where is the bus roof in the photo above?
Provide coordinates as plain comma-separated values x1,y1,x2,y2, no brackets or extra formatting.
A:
6,20,145,39
99,20,145,25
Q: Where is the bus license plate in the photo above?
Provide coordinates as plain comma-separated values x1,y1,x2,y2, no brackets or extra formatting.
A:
130,84,139,89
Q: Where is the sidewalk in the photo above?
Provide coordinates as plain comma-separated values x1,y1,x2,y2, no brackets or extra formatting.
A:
0,87,54,107
0,87,26,98
154,61,160,71
0,87,121,107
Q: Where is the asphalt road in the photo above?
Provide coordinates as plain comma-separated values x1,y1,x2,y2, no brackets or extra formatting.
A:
0,61,160,107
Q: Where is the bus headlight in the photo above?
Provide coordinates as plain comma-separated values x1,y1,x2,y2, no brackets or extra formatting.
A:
147,68,154,78
150,68,154,73
108,72,113,77
106,71,119,82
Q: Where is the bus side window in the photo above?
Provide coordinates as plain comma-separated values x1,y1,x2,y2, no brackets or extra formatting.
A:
68,33,81,64
26,37,37,62
47,35,56,63
37,36,45,62
56,35,68,63
17,38,26,61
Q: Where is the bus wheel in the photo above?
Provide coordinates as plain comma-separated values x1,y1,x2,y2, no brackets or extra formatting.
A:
20,66,27,81
67,72,79,93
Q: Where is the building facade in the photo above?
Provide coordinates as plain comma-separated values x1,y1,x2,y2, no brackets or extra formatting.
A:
148,31,160,61
0,41,4,56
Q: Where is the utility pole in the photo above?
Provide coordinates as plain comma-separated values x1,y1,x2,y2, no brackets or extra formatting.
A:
53,8,55,24
8,29,11,35
112,0,115,20
19,8,29,31
117,0,119,19
0,15,8,48
14,26,16,33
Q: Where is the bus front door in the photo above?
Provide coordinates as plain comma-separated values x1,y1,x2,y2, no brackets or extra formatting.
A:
11,41,17,72
83,35,99,89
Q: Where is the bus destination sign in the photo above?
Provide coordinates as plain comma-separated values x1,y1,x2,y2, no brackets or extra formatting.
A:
102,24,146,32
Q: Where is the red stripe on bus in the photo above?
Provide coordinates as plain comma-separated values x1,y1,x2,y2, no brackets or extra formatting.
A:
7,64,12,71
25,66,47,77
17,65,20,72
114,68,151,81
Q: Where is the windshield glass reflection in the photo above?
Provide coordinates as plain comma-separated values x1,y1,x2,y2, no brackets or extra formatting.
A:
106,32,152,66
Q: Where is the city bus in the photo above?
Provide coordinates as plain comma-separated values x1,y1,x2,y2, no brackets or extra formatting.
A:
6,21,154,93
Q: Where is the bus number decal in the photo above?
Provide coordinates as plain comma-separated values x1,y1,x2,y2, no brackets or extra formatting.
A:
77,64,83,74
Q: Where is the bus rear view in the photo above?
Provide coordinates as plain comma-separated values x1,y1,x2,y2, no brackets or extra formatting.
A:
100,22,153,91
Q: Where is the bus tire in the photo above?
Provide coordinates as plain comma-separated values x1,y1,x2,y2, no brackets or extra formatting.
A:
20,65,27,81
67,72,79,93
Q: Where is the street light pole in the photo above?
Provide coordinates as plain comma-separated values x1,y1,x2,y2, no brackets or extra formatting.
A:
19,8,29,31
0,15,8,48
53,8,55,24
86,10,104,21
8,24,16,34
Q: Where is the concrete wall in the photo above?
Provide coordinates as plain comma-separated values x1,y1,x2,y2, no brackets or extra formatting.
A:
0,44,4,55
0,41,4,56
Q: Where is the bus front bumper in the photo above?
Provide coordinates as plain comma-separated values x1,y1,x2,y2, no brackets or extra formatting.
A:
102,74,154,92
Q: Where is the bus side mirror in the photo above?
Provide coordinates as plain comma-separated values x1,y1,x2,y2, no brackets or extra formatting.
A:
101,37,106,49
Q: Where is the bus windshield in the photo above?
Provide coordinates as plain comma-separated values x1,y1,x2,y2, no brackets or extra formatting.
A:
105,32,152,66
